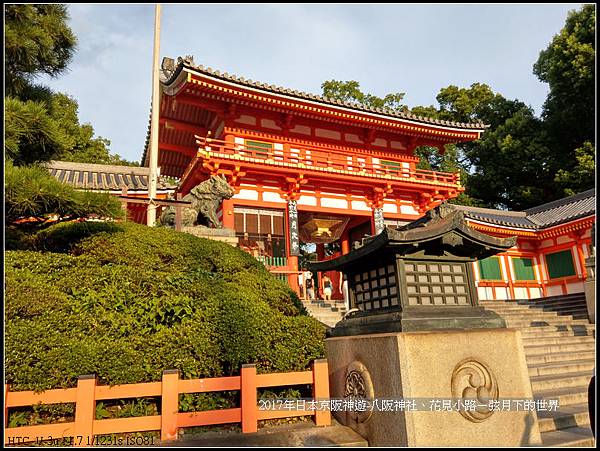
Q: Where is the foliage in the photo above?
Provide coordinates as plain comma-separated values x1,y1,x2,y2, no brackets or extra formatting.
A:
5,161,124,225
533,5,595,155
5,222,326,394
4,4,76,96
554,141,596,197
321,80,407,112
4,4,134,166
319,6,595,209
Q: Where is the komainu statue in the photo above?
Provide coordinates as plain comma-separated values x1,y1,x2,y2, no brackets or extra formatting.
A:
160,175,234,228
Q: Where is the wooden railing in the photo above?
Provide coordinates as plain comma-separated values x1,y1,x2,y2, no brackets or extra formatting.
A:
196,137,460,186
256,256,288,267
4,360,330,446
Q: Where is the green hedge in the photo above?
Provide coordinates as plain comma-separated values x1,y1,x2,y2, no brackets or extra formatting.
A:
5,221,324,393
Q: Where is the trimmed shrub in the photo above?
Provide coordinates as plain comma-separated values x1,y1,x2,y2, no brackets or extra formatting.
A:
5,222,325,394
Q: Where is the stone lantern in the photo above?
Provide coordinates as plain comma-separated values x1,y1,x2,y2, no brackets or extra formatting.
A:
310,203,542,447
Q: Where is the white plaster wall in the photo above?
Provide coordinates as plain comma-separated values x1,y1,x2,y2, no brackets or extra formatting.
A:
315,128,341,140
290,125,311,135
567,282,585,294
321,197,348,209
234,115,256,125
557,235,573,245
477,287,489,301
351,200,370,211
262,191,285,203
234,189,259,201
383,203,398,213
297,196,317,206
496,287,509,300
400,204,419,215
514,287,528,299
529,288,542,299
547,285,563,296
261,119,281,130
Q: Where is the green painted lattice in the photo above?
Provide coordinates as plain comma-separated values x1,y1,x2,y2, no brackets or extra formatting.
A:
478,256,502,280
545,250,576,279
512,257,536,281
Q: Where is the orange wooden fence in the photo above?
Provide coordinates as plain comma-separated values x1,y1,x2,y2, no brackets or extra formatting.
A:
4,360,330,446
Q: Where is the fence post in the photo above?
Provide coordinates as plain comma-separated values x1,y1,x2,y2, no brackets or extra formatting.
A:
161,369,180,442
175,193,182,232
74,374,97,447
312,359,331,427
4,384,10,430
241,364,257,433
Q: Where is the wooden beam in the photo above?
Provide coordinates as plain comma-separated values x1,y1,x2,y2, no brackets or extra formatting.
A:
160,118,208,135
159,143,197,157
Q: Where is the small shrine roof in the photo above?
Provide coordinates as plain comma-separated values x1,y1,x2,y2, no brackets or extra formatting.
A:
45,160,177,192
310,203,517,272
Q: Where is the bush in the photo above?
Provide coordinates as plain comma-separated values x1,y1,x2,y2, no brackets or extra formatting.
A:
5,222,326,394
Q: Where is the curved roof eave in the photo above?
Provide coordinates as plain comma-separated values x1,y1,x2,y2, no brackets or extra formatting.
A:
160,57,489,135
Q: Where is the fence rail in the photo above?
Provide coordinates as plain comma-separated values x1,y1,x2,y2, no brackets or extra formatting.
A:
4,360,330,446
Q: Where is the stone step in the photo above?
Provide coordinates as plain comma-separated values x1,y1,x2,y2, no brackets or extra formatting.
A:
540,425,595,447
520,336,596,347
526,350,597,365
530,371,593,392
519,293,586,304
528,359,596,377
517,324,595,336
490,312,565,319
526,297,586,307
531,299,589,308
505,318,591,328
534,386,590,407
537,403,591,433
487,305,587,316
524,342,595,356
520,329,595,340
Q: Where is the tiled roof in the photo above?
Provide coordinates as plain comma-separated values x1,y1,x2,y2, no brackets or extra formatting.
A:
455,188,595,230
454,206,537,229
162,56,488,131
525,189,596,228
46,161,176,191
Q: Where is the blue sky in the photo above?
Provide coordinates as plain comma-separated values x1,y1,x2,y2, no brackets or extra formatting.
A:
38,3,583,163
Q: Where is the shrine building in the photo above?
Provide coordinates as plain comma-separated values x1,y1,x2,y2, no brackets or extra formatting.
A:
50,56,592,303
140,56,488,294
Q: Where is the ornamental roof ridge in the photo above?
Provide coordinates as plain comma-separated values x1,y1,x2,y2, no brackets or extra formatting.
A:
162,56,489,131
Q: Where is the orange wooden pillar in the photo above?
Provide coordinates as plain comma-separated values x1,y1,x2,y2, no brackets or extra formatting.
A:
241,364,258,433
341,231,350,255
288,255,300,293
74,375,97,447
222,198,235,229
161,369,180,441
575,240,588,279
312,359,331,427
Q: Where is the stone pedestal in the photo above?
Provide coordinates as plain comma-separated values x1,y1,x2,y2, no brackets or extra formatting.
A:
326,328,542,447
182,226,239,246
584,256,595,323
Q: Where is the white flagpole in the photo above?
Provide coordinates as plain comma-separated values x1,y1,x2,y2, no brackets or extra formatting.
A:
147,3,161,226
